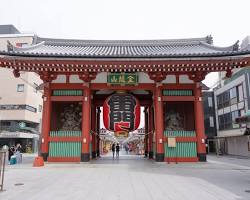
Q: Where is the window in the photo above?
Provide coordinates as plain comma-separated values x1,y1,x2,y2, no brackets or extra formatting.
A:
230,87,237,105
223,91,230,107
38,105,42,112
218,113,232,130
230,87,237,98
208,97,213,107
217,94,223,109
0,104,37,113
15,42,28,47
224,113,232,129
209,116,214,127
17,84,24,92
218,115,224,130
232,110,240,128
217,91,230,109
25,105,37,113
238,85,243,102
232,110,240,123
33,83,38,93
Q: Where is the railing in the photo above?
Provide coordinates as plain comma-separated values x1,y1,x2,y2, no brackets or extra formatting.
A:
0,150,7,191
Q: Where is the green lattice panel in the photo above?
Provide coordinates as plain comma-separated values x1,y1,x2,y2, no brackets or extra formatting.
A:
162,90,193,96
164,130,196,137
50,131,81,137
49,142,81,157
52,90,83,96
165,142,197,158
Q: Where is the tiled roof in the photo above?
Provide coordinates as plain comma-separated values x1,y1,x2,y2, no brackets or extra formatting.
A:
2,35,248,58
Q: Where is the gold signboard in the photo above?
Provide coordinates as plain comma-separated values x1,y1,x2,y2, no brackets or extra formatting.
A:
107,73,138,85
168,137,176,147
114,131,129,138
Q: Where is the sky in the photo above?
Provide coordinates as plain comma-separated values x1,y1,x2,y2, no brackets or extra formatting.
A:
1,0,250,87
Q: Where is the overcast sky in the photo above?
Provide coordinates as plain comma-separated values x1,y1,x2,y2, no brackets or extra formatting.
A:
1,0,250,87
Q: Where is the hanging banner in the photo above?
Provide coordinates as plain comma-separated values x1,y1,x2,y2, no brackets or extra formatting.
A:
103,93,140,132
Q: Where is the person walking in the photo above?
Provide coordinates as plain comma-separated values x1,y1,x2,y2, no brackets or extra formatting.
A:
116,143,120,158
111,143,115,159
8,146,15,161
125,144,129,154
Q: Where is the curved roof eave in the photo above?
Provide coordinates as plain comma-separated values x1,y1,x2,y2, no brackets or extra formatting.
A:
1,50,250,60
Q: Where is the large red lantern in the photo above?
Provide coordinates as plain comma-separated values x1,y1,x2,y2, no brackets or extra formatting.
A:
103,93,140,132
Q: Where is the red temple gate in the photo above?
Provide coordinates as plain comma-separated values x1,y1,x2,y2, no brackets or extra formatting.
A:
1,36,250,162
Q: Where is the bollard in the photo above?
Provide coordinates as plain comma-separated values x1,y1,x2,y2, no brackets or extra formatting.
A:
33,156,44,167
0,150,7,191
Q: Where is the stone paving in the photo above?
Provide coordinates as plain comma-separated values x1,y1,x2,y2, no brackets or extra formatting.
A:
1,152,250,200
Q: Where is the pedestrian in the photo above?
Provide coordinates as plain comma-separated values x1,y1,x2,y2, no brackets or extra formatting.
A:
125,144,129,154
16,143,22,153
116,143,120,158
111,143,115,159
15,143,22,163
8,146,15,161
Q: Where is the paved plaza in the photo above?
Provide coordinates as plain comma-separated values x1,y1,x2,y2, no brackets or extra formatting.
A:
1,152,250,200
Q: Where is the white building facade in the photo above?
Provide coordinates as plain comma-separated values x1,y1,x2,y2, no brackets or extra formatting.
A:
214,37,250,156
0,25,42,152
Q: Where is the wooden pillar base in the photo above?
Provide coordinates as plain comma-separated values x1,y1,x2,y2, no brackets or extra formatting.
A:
41,153,48,161
81,153,90,162
92,151,96,158
148,151,154,159
198,153,207,162
96,149,100,157
155,153,164,162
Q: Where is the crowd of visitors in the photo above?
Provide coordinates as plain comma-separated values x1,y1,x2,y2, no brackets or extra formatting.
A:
5,143,23,164
123,142,144,155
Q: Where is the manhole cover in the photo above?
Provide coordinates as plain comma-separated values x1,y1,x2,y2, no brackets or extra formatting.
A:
14,183,24,186
245,190,250,193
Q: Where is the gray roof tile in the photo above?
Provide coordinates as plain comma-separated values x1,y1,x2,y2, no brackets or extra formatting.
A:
1,36,248,58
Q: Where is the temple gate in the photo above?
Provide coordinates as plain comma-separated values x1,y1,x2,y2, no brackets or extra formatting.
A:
1,36,250,162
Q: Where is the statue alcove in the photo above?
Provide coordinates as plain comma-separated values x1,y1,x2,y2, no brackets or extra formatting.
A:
164,102,195,131
50,102,82,131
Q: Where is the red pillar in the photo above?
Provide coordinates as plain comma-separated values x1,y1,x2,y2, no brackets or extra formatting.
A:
81,86,91,162
148,106,154,159
41,84,51,161
144,107,149,157
91,105,97,158
194,83,207,161
154,84,164,162
96,107,101,157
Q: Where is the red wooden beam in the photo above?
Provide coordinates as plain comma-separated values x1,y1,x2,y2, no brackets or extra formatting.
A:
165,157,198,162
162,96,195,102
51,83,88,90
160,84,195,90
51,96,83,102
49,137,82,142
91,83,155,91
164,137,197,142
47,157,81,162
